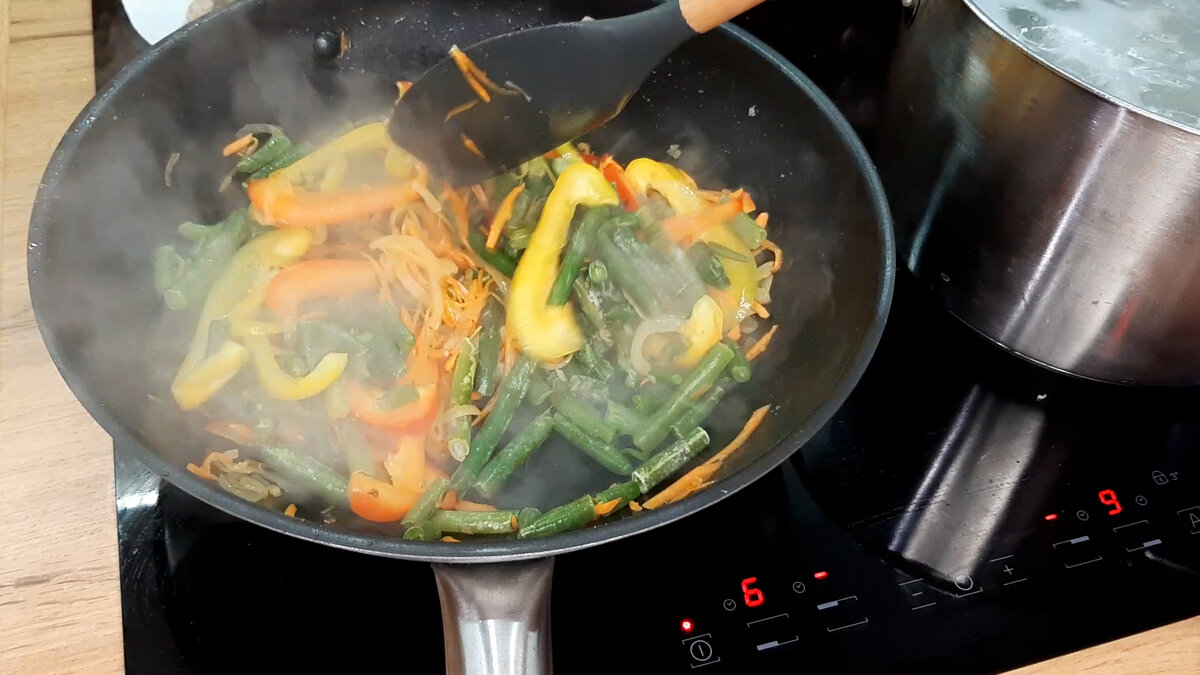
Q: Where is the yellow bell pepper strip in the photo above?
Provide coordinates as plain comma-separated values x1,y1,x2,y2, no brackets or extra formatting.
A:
171,229,313,410
276,122,390,183
624,158,757,325
677,295,724,368
245,333,348,401
507,163,619,362
486,183,525,250
264,259,379,317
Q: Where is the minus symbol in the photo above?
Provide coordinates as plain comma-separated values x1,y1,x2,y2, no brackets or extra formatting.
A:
1070,535,1090,545
911,602,936,610
757,641,780,651
1003,578,1029,586
816,600,839,610
989,554,1014,562
1144,539,1163,547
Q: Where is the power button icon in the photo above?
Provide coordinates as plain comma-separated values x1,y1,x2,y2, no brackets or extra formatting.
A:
682,633,721,668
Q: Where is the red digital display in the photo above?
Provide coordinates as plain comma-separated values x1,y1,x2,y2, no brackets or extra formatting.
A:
681,619,694,633
1044,513,1058,521
741,577,765,607
813,571,829,580
1099,489,1123,515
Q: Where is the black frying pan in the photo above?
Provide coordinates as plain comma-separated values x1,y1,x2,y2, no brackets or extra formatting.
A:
28,0,893,670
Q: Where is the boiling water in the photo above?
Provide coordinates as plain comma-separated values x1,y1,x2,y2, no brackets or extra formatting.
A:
968,0,1200,130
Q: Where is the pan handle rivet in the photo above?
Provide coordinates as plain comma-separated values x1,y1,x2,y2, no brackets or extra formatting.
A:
313,30,341,60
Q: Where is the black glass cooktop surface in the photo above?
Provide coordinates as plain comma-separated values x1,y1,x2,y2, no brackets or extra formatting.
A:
94,1,1200,672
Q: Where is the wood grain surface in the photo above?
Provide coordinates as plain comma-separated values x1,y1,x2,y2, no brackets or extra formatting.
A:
0,1,1195,673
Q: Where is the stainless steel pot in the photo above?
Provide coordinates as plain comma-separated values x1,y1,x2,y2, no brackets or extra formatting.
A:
877,0,1200,386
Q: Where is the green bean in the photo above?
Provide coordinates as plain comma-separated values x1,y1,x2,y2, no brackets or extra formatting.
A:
160,212,249,310
260,445,348,508
726,340,752,383
688,243,731,289
587,260,608,284
402,523,442,540
509,190,532,226
375,386,419,411
671,379,734,438
632,427,710,493
336,420,375,477
474,299,504,396
362,314,414,383
517,507,543,529
551,413,633,475
153,245,185,295
632,383,672,416
566,375,609,406
729,212,767,250
549,207,610,305
473,410,555,499
248,142,313,180
298,321,370,378
595,480,642,506
550,386,618,443
450,356,537,492
650,368,685,387
517,495,596,539
448,337,478,462
236,133,292,174
578,338,615,380
608,212,643,229
504,227,532,258
632,342,734,451
177,221,214,243
468,228,518,277
572,279,612,337
402,477,451,526
605,400,646,436
705,240,752,263
591,225,664,316
429,509,518,535
528,373,553,406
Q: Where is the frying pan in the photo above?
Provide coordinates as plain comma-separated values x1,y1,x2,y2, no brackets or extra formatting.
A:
27,0,893,671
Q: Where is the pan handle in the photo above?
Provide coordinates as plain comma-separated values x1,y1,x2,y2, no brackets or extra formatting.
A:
433,557,555,675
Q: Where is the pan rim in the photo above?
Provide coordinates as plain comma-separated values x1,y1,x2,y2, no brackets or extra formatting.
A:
27,0,896,564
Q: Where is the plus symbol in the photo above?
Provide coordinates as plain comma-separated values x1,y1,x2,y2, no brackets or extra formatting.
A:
1003,565,1014,576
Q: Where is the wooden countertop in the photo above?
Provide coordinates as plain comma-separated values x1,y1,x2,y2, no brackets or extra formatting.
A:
0,1,1196,672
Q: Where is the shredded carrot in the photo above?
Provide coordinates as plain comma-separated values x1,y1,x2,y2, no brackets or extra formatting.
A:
442,187,470,242
752,302,770,319
644,405,770,509
473,389,501,426
741,191,757,213
486,183,525,250
441,536,461,543
461,133,485,159
745,325,777,361
594,498,623,517
727,325,742,341
502,331,517,374
186,450,239,481
759,239,782,273
445,100,480,122
454,500,498,512
450,47,492,103
511,515,520,531
661,200,743,244
629,500,643,512
396,80,413,98
222,134,257,157
471,391,482,401
440,489,458,509
284,504,298,517
755,212,769,228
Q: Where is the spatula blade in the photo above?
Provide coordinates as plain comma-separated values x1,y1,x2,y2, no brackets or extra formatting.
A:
389,4,694,185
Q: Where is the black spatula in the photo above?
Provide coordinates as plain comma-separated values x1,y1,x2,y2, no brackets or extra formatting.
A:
388,0,766,185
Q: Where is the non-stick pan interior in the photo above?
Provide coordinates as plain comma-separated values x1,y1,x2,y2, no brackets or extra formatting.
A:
29,0,893,561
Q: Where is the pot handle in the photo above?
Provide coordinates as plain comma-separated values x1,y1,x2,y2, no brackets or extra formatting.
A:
433,557,555,675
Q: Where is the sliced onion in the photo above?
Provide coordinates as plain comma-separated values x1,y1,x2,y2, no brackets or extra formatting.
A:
755,274,774,305
756,261,773,281
631,315,686,374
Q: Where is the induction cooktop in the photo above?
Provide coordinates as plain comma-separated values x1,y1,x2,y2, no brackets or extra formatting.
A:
94,1,1200,672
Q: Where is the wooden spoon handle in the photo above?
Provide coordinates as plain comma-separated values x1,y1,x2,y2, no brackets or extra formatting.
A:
678,0,768,33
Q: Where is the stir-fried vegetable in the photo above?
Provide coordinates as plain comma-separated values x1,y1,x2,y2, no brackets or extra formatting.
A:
160,115,785,540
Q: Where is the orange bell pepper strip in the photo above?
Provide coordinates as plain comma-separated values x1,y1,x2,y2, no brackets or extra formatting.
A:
661,200,744,243
264,259,379,316
347,382,439,434
247,177,425,228
385,435,426,491
349,472,421,522
599,156,640,211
